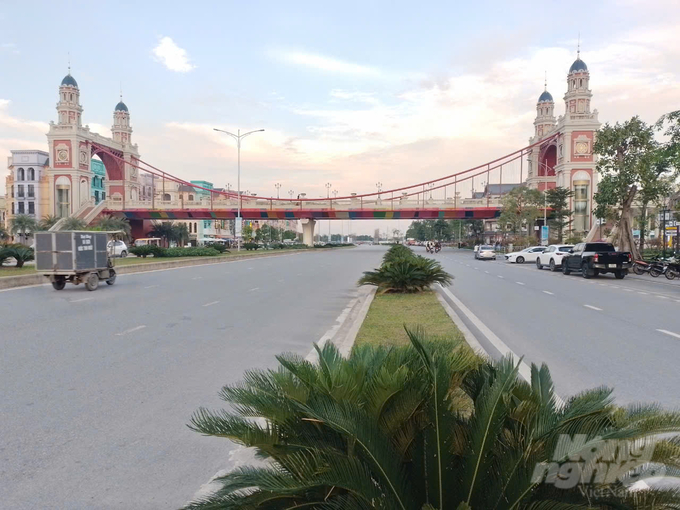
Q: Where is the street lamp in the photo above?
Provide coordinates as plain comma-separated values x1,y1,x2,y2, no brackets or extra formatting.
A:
275,182,281,199
288,189,294,199
213,127,265,251
376,182,382,198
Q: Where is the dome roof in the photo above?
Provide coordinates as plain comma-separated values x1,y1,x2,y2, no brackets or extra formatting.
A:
538,90,553,102
61,74,78,87
115,101,128,112
569,58,588,73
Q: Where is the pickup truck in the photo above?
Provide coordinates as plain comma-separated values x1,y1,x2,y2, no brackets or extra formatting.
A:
561,242,632,279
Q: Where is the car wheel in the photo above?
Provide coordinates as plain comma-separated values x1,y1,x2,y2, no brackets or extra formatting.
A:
549,259,557,272
536,258,543,269
581,262,592,279
516,256,525,264
120,250,127,258
562,263,571,275
615,270,626,279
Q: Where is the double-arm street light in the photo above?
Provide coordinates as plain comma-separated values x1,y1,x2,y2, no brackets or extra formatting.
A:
275,183,282,199
213,127,265,251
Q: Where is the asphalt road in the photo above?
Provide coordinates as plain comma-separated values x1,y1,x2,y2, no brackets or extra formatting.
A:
430,248,680,408
0,246,384,510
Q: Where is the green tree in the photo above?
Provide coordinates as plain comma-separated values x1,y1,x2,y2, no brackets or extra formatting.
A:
282,229,298,241
10,214,38,244
186,331,680,510
95,215,132,241
37,215,60,231
498,186,542,235
172,223,190,247
406,220,434,241
432,219,452,240
60,217,87,230
448,219,484,244
593,116,677,260
545,187,574,243
148,221,177,247
242,224,253,241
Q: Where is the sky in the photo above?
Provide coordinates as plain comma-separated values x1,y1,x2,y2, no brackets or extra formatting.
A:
1,0,679,235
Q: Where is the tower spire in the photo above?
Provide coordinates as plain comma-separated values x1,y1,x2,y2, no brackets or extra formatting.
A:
120,81,123,100
577,32,581,59
68,51,71,74
544,70,547,91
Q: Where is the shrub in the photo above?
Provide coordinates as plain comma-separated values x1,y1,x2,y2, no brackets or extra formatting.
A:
243,242,259,251
359,254,453,293
205,242,229,254
1,244,35,268
160,247,220,257
129,245,163,258
186,329,680,509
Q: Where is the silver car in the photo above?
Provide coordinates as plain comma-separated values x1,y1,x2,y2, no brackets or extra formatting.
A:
476,245,496,260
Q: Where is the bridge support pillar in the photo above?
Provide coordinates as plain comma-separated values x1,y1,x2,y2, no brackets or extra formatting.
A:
301,218,316,247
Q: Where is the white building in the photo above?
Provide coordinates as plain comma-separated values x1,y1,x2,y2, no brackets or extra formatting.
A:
5,150,50,219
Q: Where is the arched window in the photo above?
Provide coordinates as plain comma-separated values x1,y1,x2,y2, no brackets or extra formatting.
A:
194,222,198,233
27,168,35,180
579,79,583,88
163,193,171,201
17,168,24,180
188,194,194,201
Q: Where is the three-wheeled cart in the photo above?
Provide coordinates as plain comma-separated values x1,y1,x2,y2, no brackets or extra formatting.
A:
34,231,117,291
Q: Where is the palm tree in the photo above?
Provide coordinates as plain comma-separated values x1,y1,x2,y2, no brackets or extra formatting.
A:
38,215,60,231
187,329,680,509
172,223,190,247
10,214,38,244
60,217,87,230
96,215,131,241
148,221,177,247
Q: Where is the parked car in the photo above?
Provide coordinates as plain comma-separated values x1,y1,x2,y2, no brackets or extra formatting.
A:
475,245,496,260
504,246,546,264
536,244,574,271
561,242,632,279
107,240,128,258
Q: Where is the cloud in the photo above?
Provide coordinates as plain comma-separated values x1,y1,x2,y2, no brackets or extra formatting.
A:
271,50,379,75
152,36,196,72
0,42,19,54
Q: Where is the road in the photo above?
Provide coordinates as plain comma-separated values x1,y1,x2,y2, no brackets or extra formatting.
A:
432,248,680,408
0,246,384,510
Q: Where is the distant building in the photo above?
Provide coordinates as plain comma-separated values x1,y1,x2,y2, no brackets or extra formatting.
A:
374,228,380,243
0,196,6,228
91,158,106,204
5,150,50,221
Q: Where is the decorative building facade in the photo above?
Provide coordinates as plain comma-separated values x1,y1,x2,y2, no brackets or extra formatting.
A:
526,50,601,234
5,150,50,219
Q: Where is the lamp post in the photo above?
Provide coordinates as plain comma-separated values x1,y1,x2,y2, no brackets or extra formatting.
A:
213,127,265,251
275,182,281,199
288,189,294,199
376,182,382,199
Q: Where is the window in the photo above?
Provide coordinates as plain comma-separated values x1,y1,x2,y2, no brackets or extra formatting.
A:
28,185,34,198
18,202,25,214
204,221,211,229
27,168,35,180
546,246,555,253
11,202,14,214
28,202,35,214
102,192,106,200
163,193,171,201
188,194,194,201
194,222,198,233
17,185,24,198
17,168,24,180
573,182,590,231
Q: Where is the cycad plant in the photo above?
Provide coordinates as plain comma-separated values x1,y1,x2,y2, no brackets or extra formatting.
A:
359,255,452,292
1,245,34,267
96,215,131,240
60,216,88,230
186,329,680,509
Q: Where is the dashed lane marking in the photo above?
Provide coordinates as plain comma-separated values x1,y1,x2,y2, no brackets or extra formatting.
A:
192,276,203,280
543,291,554,295
657,329,680,340
144,285,159,289
115,325,146,336
638,292,648,295
202,301,220,307
249,287,260,292
516,282,525,286
498,275,504,279
584,305,603,311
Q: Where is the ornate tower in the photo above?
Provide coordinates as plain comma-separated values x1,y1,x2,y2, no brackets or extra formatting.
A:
527,77,558,191
534,78,556,139
112,96,132,146
553,45,601,234
56,69,83,127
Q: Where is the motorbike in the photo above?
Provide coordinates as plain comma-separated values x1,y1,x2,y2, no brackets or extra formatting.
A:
632,260,653,275
665,260,680,280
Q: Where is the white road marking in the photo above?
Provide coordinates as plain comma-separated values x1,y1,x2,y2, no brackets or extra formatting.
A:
657,329,680,340
676,300,680,303
144,285,159,289
498,275,504,279
115,325,146,336
638,292,648,295
249,287,260,292
516,282,525,286
69,297,92,303
202,301,220,307
484,271,489,274
584,305,603,311
474,267,479,270
623,288,633,292
192,276,203,280
543,291,554,295
610,285,619,289
657,295,669,300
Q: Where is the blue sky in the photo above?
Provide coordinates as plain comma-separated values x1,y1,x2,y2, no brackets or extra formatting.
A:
1,0,679,233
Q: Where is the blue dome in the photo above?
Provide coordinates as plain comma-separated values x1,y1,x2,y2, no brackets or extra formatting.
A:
569,58,588,73
61,74,78,87
538,90,553,102
115,101,128,112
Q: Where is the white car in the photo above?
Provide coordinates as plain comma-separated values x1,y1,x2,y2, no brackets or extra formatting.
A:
475,245,496,260
504,246,546,264
536,244,574,271
107,240,128,258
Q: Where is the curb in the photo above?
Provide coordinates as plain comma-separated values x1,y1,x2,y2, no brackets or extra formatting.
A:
0,248,326,290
